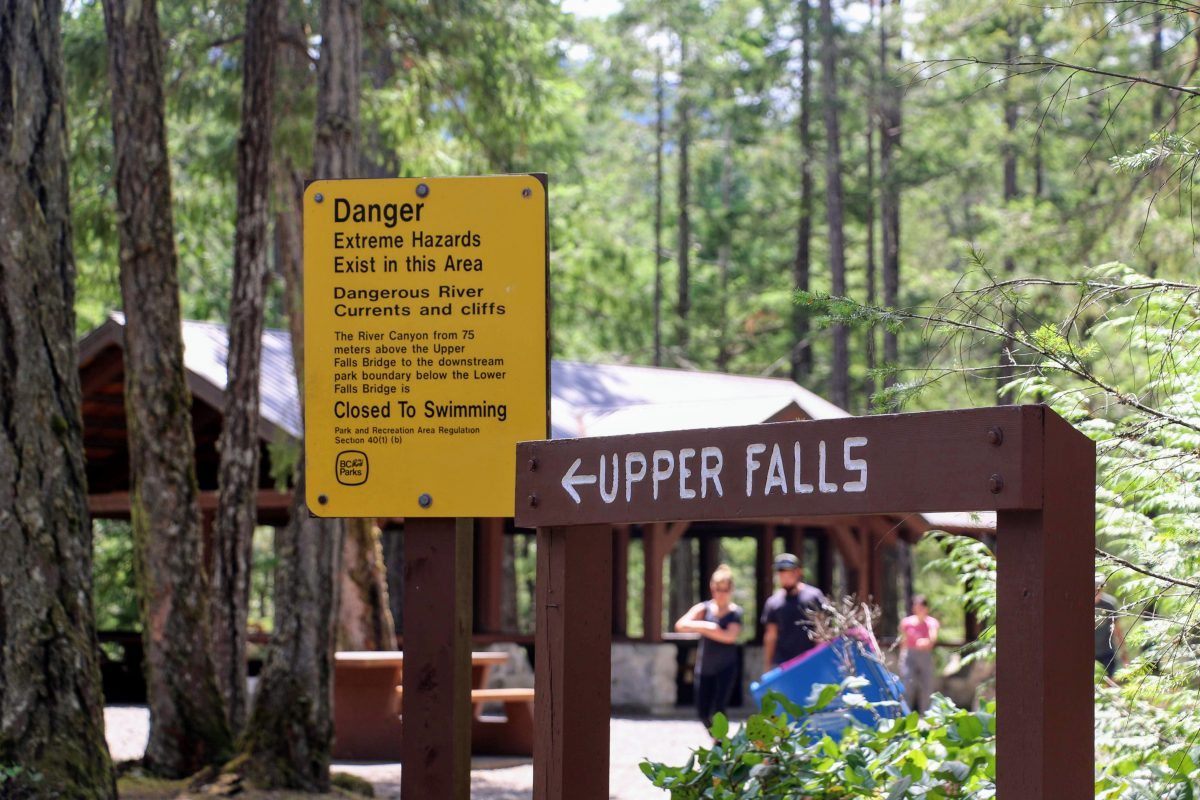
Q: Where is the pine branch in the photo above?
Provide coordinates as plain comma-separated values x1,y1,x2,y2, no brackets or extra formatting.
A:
1097,548,1200,592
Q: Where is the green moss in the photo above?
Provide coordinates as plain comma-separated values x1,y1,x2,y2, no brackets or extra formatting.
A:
330,772,375,797
116,772,188,799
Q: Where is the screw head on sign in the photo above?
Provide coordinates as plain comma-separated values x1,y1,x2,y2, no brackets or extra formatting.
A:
418,493,432,508
987,427,1004,446
416,183,430,198
522,187,533,199
988,474,1004,494
529,457,538,471
314,192,324,203
317,494,329,505
529,494,539,508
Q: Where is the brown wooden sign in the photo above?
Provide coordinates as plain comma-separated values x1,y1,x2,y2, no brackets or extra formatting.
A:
517,405,1044,527
515,404,1095,800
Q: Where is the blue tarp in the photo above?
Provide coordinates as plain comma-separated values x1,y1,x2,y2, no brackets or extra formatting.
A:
750,633,908,739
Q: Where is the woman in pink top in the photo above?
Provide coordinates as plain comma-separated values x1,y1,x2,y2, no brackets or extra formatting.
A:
899,595,939,713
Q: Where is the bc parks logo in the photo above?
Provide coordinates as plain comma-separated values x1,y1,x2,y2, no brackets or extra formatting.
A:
336,450,369,485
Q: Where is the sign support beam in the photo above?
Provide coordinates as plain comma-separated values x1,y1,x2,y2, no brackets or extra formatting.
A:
516,404,1096,800
996,411,1094,800
533,524,612,800
401,517,473,800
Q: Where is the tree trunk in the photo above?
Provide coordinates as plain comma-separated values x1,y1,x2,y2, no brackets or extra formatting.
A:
654,53,665,367
864,122,877,410
819,0,849,411
240,471,342,791
310,0,391,653
999,27,1019,404
863,0,878,410
100,0,233,775
212,0,281,734
792,0,814,383
715,122,734,372
241,0,357,785
0,1,116,794
676,32,691,359
879,0,901,398
314,0,361,180
668,540,695,624
338,520,397,650
274,163,306,384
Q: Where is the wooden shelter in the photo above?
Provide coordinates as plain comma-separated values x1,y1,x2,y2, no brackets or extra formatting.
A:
78,316,992,646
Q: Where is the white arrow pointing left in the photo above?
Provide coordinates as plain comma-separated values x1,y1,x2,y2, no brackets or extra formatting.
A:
561,457,598,504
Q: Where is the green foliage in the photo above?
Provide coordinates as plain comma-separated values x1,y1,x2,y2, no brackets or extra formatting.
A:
0,763,43,787
921,534,996,665
844,260,1200,796
641,689,997,799
93,520,139,632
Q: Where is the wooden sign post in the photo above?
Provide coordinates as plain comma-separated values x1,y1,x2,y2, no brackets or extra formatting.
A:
516,404,1095,800
303,175,549,798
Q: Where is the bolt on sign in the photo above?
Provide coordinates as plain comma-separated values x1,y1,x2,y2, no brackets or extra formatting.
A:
303,175,548,517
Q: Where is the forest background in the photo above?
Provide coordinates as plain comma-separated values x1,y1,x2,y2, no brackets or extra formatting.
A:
8,0,1200,795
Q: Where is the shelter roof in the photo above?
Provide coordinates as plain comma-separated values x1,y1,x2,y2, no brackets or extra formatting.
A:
77,316,993,534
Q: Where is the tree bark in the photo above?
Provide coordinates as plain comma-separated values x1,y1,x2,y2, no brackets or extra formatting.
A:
999,25,1019,404
864,120,877,409
0,1,116,794
338,520,397,650
792,0,814,383
240,471,342,791
314,0,361,180
879,0,901,398
676,32,691,358
240,0,357,785
212,0,281,734
100,0,233,776
310,0,392,653
819,0,849,411
654,53,665,367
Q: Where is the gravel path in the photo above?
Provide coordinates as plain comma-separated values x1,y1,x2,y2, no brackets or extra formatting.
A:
105,706,709,799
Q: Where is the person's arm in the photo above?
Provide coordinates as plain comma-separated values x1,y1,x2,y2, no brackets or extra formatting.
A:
674,603,708,634
762,623,778,672
677,605,742,644
703,620,741,645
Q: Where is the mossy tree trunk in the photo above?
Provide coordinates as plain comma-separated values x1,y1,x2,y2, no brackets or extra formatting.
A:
212,0,281,734
338,520,396,651
100,0,233,775
239,0,359,786
0,1,117,795
240,471,342,791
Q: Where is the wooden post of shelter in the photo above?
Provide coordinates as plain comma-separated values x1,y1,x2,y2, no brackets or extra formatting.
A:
516,405,1094,800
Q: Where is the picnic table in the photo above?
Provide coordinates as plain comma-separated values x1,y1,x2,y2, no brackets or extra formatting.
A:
332,650,533,760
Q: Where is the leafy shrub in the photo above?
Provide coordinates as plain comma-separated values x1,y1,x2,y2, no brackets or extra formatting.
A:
641,684,996,799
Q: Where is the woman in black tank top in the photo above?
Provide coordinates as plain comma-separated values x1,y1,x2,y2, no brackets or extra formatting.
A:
674,565,744,728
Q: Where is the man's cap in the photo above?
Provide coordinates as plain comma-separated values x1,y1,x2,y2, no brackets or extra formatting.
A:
774,553,800,570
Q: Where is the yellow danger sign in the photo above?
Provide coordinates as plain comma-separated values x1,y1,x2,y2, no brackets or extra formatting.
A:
303,175,548,517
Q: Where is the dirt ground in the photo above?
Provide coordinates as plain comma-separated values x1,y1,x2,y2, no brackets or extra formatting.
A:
106,706,705,799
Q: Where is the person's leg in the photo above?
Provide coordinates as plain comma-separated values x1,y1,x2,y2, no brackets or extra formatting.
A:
695,671,716,727
913,651,934,713
711,663,738,721
902,652,919,711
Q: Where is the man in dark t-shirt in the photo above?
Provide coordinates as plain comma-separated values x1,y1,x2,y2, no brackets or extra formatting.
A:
761,552,828,672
